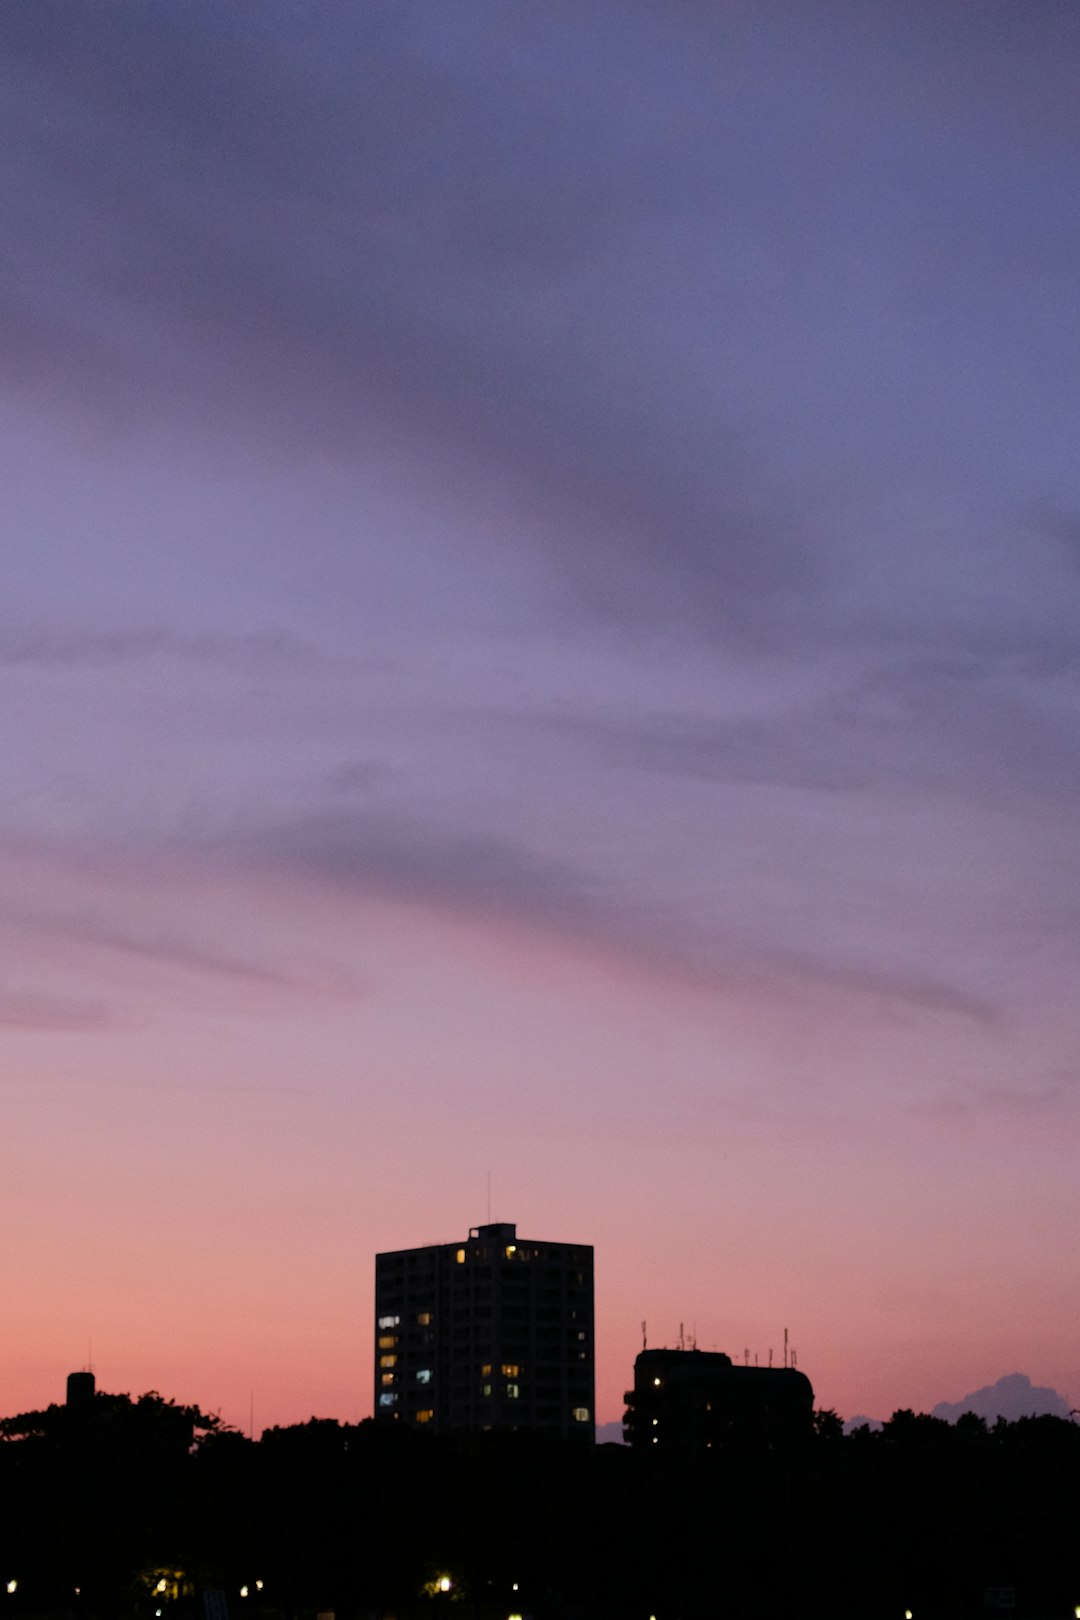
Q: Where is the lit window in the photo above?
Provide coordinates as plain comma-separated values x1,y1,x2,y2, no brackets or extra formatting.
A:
415,1409,434,1424
500,1363,520,1377
378,1392,397,1407
481,1364,492,1377
455,1248,466,1263
572,1406,590,1422
380,1355,397,1368
505,1244,516,1257
483,1383,492,1397
652,1418,658,1426
577,1330,586,1340
377,1314,400,1329
507,1383,520,1399
417,1368,432,1384
417,1312,432,1325
381,1373,396,1387
653,1377,662,1387
378,1335,397,1350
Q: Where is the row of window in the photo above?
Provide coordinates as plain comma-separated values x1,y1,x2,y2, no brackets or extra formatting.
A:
377,1391,591,1424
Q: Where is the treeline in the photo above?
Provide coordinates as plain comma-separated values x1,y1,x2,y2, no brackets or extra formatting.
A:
1,1397,1078,1619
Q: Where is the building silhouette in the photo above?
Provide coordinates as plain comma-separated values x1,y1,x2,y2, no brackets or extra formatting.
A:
624,1347,814,1457
374,1221,594,1439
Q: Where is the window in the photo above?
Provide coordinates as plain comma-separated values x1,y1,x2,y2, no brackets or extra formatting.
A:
378,1392,397,1407
480,1364,492,1377
455,1248,466,1263
377,1314,400,1329
504,1244,517,1257
381,1373,396,1387
378,1335,397,1350
507,1383,520,1399
572,1407,590,1423
500,1364,520,1377
379,1354,397,1368
415,1409,434,1424
482,1383,492,1397
417,1311,432,1325
417,1368,433,1384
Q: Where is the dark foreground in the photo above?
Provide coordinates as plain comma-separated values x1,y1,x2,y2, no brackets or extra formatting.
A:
2,1397,1078,1619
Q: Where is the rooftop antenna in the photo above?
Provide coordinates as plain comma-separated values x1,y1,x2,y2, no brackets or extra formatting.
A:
692,1320,697,1350
88,1334,93,1374
249,1391,255,1442
744,1348,749,1366
642,1320,648,1351
768,1348,773,1368
678,1321,685,1352
792,1348,798,1369
784,1327,789,1369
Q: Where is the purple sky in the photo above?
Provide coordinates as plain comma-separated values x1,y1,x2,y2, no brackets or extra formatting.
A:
2,1,1079,1431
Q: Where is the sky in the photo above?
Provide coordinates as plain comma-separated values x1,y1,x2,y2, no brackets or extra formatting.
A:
2,0,1079,1434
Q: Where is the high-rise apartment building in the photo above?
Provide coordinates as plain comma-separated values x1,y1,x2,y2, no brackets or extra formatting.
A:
374,1221,594,1440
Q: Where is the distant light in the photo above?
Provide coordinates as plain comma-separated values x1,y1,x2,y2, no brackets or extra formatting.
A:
653,1377,661,1387
240,1587,249,1599
438,1577,452,1593
512,1584,519,1592
256,1582,264,1592
905,1611,913,1619
6,1583,16,1596
509,1612,523,1619
156,1581,168,1594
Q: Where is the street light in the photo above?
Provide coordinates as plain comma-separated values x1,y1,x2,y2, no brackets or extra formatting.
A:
5,1584,15,1597
438,1578,451,1594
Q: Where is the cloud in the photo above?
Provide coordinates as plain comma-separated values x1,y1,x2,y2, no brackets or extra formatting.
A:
8,904,360,1006
0,3,843,643
0,986,112,1032
327,759,396,796
932,1374,1072,1425
503,645,1080,809
223,807,993,1023
0,624,319,671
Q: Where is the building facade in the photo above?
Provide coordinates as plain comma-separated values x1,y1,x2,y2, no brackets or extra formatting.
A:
624,1347,814,1458
374,1221,594,1439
